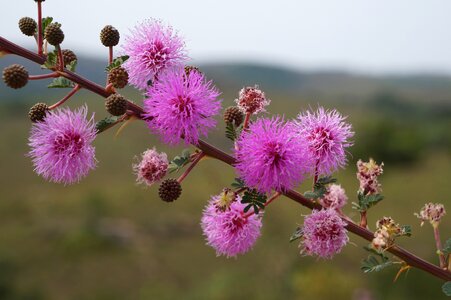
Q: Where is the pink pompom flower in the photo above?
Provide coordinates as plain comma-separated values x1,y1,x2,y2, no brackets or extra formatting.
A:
300,209,349,259
133,148,168,186
201,194,262,258
28,106,97,185
295,107,353,176
319,184,348,210
143,67,221,145
123,19,188,90
235,117,313,193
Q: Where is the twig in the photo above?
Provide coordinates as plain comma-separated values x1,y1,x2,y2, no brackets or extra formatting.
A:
48,84,81,110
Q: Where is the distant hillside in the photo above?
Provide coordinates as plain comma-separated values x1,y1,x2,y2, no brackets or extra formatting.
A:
1,54,451,105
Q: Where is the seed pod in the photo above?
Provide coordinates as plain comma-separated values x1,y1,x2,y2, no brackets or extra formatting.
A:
105,94,128,116
3,64,29,89
159,179,182,202
28,103,49,123
62,49,77,66
19,17,37,36
100,25,120,47
108,67,129,89
223,106,244,126
44,23,64,46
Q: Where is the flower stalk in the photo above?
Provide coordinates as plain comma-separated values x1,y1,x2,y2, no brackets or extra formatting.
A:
36,0,43,55
28,72,59,80
177,152,205,183
48,84,81,110
242,112,251,130
56,45,64,71
433,224,446,269
109,46,113,65
360,211,368,228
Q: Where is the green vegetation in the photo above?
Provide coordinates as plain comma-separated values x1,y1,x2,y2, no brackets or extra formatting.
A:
0,63,450,299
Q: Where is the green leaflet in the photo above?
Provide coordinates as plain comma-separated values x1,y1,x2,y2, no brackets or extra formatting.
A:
95,116,119,133
289,226,303,243
241,189,267,214
303,176,337,199
168,149,191,173
105,55,129,72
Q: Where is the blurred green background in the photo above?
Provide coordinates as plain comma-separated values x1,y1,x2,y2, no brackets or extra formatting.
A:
0,56,450,300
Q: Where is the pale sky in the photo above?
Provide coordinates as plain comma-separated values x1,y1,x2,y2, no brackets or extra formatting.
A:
3,0,451,74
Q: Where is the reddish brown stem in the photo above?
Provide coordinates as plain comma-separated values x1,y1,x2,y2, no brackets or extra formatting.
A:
0,37,144,119
105,83,115,94
244,191,281,218
360,211,368,228
1,35,449,282
56,45,64,71
109,46,113,65
37,1,43,55
28,72,59,80
433,225,446,269
242,112,251,130
177,152,205,183
312,159,319,188
48,84,81,110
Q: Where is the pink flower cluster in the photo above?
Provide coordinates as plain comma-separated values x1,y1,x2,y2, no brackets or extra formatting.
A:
143,67,221,145
319,184,348,210
201,194,262,258
123,19,187,90
295,107,354,176
300,209,349,259
235,117,312,193
133,148,168,186
28,106,97,185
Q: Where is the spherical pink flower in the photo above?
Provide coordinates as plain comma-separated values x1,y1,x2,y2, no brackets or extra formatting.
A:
201,194,262,258
143,67,221,145
235,85,270,115
295,107,353,176
133,148,168,186
319,184,348,210
300,209,348,259
235,117,313,193
123,19,188,90
28,106,97,185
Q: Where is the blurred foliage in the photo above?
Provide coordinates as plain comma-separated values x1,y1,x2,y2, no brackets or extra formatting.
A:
352,91,451,165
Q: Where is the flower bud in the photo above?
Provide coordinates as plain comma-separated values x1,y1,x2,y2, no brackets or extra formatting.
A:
100,25,120,47
223,106,244,127
158,179,182,202
105,94,128,116
19,17,37,36
44,23,65,46
28,103,49,123
3,64,28,89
